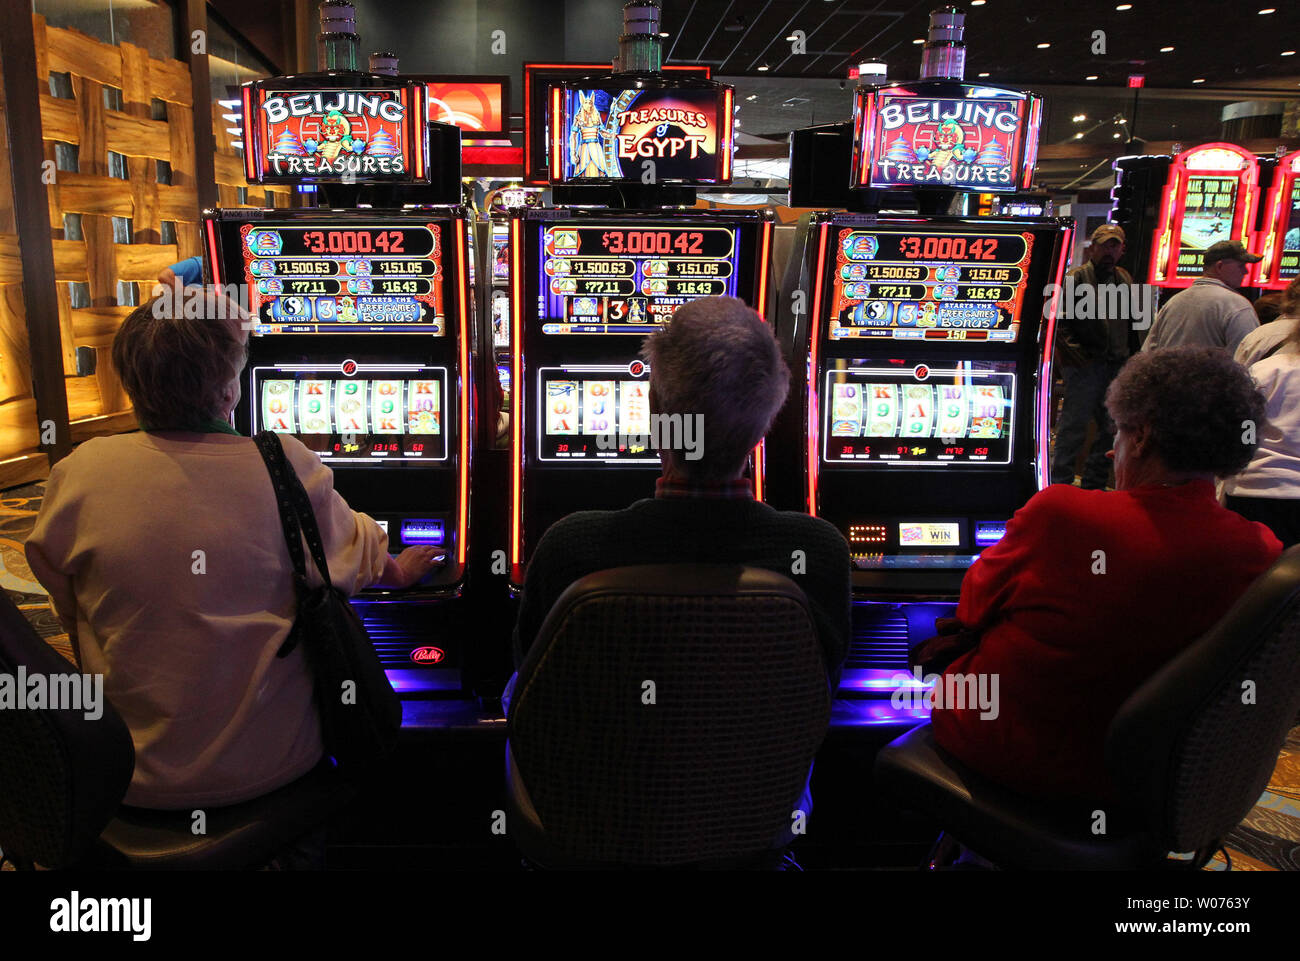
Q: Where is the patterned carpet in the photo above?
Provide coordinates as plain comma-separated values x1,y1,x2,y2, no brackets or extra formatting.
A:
2,479,1297,870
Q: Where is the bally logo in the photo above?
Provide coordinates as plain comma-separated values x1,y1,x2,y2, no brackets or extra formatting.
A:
411,646,445,664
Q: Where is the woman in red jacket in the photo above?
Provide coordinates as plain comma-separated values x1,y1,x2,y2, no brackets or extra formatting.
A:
929,347,1282,801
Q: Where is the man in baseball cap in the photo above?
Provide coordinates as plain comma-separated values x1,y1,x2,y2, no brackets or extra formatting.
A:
1143,240,1262,354
1051,223,1135,487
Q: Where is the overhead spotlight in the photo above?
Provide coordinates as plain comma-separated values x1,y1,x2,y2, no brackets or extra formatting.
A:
1160,46,1174,52
1037,43,1051,49
1116,3,1132,9
1192,77,1206,83
977,71,990,77
757,63,770,71
912,38,924,45
1072,113,1087,122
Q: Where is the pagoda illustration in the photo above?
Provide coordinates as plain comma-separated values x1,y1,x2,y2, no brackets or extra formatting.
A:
975,137,1008,168
884,135,918,164
366,127,400,157
270,128,306,156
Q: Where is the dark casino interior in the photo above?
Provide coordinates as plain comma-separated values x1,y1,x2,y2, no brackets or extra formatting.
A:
0,0,1298,925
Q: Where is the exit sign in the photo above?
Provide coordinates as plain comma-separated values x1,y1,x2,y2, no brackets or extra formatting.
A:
1127,75,1145,88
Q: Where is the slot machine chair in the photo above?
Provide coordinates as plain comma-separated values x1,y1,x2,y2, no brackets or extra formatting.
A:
0,590,354,870
505,565,832,869
872,543,1300,870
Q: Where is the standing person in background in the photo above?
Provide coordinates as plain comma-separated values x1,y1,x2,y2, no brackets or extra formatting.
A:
1235,276,1300,368
1050,224,1133,488
1142,240,1262,355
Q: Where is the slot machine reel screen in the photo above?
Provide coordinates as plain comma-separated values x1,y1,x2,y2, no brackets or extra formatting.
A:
827,227,1033,343
253,364,448,466
235,220,448,335
537,222,747,334
536,364,656,466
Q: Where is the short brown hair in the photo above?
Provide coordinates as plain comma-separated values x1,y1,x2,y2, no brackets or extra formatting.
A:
113,296,248,429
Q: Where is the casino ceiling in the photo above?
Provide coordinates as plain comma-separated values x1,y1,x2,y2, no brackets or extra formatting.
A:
658,0,1300,190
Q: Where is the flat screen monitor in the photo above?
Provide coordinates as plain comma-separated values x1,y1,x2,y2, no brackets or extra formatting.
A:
535,222,742,334
822,359,1016,466
536,364,657,465
252,363,448,465
230,220,448,335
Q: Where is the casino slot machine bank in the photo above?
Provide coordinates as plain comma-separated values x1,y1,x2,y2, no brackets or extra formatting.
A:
506,5,773,587
775,7,1072,698
204,42,476,695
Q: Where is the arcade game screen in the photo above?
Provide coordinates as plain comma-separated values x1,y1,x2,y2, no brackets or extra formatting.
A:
1177,176,1238,276
823,360,1016,466
827,227,1032,342
536,223,741,333
252,364,448,465
237,221,447,334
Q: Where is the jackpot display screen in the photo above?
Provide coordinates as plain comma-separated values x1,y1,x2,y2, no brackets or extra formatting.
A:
828,227,1032,342
236,221,446,334
1278,182,1300,281
1176,176,1239,277
536,365,657,464
537,223,741,333
252,364,448,464
823,361,1015,466
551,83,732,184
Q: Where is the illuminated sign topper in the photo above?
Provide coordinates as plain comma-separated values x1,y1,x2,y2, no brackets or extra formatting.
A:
550,83,733,185
243,80,427,184
852,82,1040,194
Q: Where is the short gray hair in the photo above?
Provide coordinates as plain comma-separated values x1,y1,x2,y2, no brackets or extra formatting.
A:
113,294,248,429
641,296,789,480
1105,346,1264,477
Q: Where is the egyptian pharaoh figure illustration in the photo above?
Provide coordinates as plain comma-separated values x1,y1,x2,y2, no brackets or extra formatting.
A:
569,91,610,178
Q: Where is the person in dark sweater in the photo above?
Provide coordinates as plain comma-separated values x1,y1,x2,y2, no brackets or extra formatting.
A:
511,295,851,690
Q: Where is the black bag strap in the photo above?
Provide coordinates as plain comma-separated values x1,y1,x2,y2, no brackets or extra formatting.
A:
254,431,343,658
253,430,336,592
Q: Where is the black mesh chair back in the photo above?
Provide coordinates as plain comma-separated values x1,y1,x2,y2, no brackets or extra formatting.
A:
1108,542,1300,861
0,591,133,869
507,564,832,868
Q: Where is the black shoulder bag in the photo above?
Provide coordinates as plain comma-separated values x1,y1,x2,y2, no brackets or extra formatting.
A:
253,430,402,775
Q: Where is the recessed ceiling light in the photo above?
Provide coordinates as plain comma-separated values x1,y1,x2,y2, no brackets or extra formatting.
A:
1260,7,1277,13
1113,132,1122,138
971,0,986,5
757,64,770,71
786,34,798,41
745,94,758,101
1037,42,1051,49
913,38,925,45
977,71,990,77
1160,46,1175,52
1116,4,1132,9
1192,78,1206,83
1075,132,1085,139
1086,75,1099,80
1284,51,1297,56
1073,113,1087,122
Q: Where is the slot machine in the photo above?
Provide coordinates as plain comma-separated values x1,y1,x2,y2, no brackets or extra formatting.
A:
506,7,772,586
776,9,1072,694
206,66,474,694
1113,143,1265,291
1254,153,1300,291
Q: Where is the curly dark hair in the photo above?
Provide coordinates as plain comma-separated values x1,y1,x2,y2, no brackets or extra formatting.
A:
1105,347,1265,478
